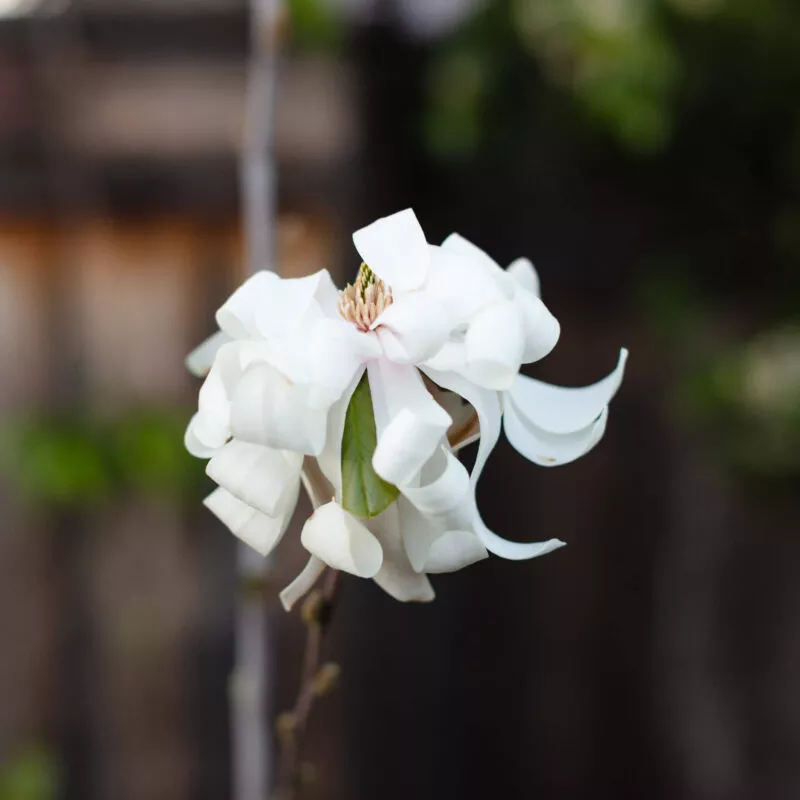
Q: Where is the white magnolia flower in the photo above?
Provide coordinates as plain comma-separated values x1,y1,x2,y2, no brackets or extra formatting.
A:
185,209,627,608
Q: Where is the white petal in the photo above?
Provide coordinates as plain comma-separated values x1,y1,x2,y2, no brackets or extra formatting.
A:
421,367,501,491
424,530,488,574
279,556,326,611
184,415,221,458
372,292,451,364
310,317,379,383
352,209,430,291
422,341,468,373
184,343,243,458
506,257,540,297
368,360,452,487
401,447,470,516
508,348,628,434
424,245,505,320
301,457,335,510
504,399,609,467
474,524,566,561
230,363,328,456
441,233,517,297
302,317,374,408
204,484,299,557
206,440,303,516
398,496,485,574
216,272,279,339
369,504,435,602
253,270,339,342
513,291,561,364
186,331,231,377
423,366,564,561
300,501,383,578
397,499,439,573
239,321,363,412
464,301,525,390
441,232,501,275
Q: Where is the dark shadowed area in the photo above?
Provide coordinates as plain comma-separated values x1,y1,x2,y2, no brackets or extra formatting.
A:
1,1,798,799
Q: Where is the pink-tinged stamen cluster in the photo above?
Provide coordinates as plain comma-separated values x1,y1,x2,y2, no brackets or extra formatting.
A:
338,263,393,332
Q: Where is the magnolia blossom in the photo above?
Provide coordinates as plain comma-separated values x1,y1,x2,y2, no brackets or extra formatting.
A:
185,209,627,608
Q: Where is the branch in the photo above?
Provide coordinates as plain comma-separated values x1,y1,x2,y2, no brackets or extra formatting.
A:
274,569,342,800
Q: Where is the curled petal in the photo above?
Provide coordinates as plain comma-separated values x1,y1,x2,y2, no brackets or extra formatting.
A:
424,245,504,320
369,504,435,602
441,232,518,299
301,457,335,510
368,360,452,488
506,257,540,298
301,501,384,578
204,484,299,557
508,348,628,434
464,301,525,390
423,366,564,561
216,272,279,338
185,412,227,458
301,318,375,408
239,319,367,411
280,556,326,611
475,523,566,562
206,440,303,516
310,317,379,386
425,530,488,574
422,367,501,490
184,343,243,458
418,341,467,374
401,447,470,517
353,209,430,292
185,330,231,378
253,270,339,342
398,500,438,573
373,292,452,364
230,364,328,456
441,232,501,277
398,498,486,574
513,291,560,364
504,400,610,467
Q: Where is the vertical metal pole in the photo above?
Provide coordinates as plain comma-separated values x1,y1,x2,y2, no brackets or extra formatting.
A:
233,2,285,799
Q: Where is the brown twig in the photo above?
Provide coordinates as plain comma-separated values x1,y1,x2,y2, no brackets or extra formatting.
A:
274,569,342,800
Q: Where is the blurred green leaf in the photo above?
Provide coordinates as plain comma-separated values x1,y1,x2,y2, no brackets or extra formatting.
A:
0,748,60,800
0,408,207,510
8,422,113,508
288,0,342,51
111,412,206,499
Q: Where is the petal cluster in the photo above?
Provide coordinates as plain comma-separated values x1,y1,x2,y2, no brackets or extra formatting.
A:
185,209,627,607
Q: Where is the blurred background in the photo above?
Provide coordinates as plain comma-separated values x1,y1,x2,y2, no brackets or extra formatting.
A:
1,0,799,798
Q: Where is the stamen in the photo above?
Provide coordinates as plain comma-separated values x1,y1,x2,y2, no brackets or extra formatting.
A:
338,263,393,332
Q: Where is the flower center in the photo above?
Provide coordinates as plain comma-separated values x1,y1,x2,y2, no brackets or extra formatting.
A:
338,263,393,332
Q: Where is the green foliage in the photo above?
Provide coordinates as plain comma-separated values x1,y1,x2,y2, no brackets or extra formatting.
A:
111,411,205,498
340,372,399,518
514,0,681,152
424,48,487,158
2,422,113,507
0,409,206,509
640,269,800,482
423,0,800,157
0,748,60,800
288,0,342,51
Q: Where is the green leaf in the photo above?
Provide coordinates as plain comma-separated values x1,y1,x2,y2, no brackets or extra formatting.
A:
341,372,399,518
